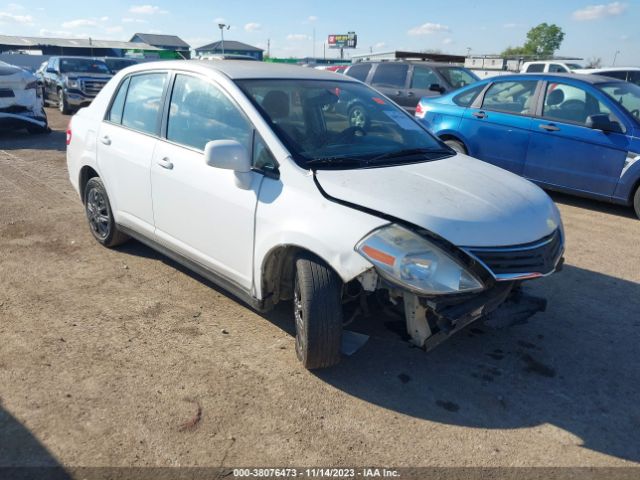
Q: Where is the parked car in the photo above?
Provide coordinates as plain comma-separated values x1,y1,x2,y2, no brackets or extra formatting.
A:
573,67,640,86
42,56,113,114
199,54,259,61
67,61,564,369
101,57,139,74
415,73,640,218
344,61,479,116
520,61,584,73
0,60,49,133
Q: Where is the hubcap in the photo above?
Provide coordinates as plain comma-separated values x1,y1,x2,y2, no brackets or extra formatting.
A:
86,187,110,240
294,281,305,357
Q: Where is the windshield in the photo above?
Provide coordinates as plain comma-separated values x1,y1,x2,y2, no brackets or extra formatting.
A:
60,58,111,74
104,59,137,72
436,67,479,89
600,81,640,122
236,79,453,169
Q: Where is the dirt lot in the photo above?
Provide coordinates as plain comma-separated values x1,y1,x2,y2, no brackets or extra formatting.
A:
1,109,639,472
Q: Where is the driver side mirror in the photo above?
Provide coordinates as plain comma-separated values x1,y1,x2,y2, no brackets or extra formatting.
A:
586,114,623,134
429,83,445,94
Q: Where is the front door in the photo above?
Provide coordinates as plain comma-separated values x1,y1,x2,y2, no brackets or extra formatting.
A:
459,79,538,174
369,63,410,109
524,81,629,198
150,73,261,290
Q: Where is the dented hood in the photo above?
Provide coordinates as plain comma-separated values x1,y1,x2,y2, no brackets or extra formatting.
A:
314,154,562,247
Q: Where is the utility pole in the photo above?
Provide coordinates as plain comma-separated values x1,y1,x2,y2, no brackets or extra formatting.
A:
312,28,316,61
612,50,620,66
267,38,270,58
218,23,230,55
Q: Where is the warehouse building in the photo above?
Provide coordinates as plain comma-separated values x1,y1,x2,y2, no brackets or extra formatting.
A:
195,40,264,60
129,33,191,59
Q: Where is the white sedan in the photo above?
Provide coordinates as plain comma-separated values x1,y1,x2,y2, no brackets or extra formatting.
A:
66,60,564,369
0,60,48,133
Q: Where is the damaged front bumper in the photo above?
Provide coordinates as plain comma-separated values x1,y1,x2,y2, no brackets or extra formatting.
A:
0,93,48,132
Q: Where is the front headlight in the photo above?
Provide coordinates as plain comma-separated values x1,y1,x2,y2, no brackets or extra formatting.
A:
356,224,484,295
66,78,79,89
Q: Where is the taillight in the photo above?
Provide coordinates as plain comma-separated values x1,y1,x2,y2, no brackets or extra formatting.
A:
415,102,425,119
66,119,72,145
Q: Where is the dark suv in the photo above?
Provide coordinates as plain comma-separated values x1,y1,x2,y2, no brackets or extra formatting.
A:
344,61,478,117
42,56,112,114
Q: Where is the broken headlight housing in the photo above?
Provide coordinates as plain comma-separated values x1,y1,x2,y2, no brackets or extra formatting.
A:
356,224,484,295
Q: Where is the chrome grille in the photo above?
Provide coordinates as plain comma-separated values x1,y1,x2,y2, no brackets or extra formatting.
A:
465,230,563,280
80,78,108,97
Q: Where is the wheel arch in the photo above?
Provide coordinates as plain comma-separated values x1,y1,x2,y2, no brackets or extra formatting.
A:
438,133,468,153
78,165,100,204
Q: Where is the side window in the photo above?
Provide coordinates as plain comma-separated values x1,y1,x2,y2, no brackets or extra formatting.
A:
629,71,640,86
410,66,439,89
253,133,277,172
482,80,538,114
107,77,130,124
121,73,167,135
548,64,567,73
600,70,628,81
526,63,545,73
346,64,371,82
453,84,485,107
542,82,614,126
167,74,251,151
371,63,409,88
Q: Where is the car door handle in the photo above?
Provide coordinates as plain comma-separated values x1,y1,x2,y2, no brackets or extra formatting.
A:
472,111,487,119
539,123,560,132
100,136,111,146
156,157,174,170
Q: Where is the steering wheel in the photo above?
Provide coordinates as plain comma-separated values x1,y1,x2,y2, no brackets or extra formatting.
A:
335,126,367,142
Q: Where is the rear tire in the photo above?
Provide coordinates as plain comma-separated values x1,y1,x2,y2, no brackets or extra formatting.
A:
633,185,640,219
444,139,467,154
83,177,129,248
293,254,343,369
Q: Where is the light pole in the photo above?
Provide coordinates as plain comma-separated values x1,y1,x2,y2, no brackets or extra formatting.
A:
218,23,230,55
612,50,620,66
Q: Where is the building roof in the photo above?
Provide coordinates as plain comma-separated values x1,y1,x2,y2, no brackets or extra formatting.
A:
0,34,161,50
195,40,264,53
131,33,190,49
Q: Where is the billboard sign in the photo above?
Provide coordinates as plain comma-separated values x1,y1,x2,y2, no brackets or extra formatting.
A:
327,33,357,49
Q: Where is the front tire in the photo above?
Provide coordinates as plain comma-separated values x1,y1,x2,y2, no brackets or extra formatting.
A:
58,88,71,115
84,177,129,247
633,185,640,219
293,254,343,369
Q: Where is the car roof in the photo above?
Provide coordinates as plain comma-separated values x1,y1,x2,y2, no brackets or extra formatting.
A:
482,72,626,85
55,56,108,61
350,60,462,68
122,59,359,81
574,67,640,73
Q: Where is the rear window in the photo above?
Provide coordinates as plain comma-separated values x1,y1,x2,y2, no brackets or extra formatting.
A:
346,64,371,82
371,63,408,88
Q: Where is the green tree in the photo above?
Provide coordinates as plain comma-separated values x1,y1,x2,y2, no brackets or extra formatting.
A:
501,23,565,57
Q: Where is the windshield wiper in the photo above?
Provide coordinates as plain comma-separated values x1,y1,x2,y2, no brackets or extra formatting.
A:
368,148,453,164
305,156,368,169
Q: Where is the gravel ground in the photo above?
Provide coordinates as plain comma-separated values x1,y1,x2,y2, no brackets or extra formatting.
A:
0,109,639,473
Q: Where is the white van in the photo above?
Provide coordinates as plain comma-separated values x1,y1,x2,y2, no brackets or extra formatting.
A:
66,61,564,369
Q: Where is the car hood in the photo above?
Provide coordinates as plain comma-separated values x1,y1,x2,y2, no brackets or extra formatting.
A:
314,154,562,247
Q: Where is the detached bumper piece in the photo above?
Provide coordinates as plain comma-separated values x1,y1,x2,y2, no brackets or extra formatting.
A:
403,283,547,350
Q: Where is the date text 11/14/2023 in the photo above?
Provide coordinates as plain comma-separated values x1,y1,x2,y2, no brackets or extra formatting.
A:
233,468,401,478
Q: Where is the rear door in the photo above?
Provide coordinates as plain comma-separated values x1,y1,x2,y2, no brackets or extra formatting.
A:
404,64,442,113
369,63,410,109
459,79,538,174
97,71,168,236
524,80,629,198
150,73,262,290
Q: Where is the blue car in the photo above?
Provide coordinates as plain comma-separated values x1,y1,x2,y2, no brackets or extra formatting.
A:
415,73,640,218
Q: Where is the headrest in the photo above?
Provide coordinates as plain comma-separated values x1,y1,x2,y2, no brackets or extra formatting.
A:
547,88,565,106
262,90,289,120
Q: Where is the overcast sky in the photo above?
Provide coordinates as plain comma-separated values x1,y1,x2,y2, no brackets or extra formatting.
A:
0,0,636,65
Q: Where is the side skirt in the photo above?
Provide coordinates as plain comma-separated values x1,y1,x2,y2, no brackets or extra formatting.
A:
118,225,267,312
